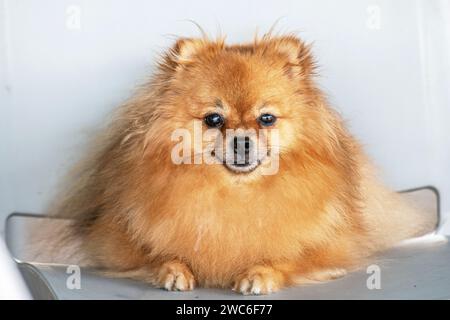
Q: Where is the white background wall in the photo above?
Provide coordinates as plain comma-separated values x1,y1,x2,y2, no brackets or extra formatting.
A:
1,0,449,232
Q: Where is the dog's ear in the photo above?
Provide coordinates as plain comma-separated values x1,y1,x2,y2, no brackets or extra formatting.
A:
262,35,316,78
171,38,208,64
164,38,223,70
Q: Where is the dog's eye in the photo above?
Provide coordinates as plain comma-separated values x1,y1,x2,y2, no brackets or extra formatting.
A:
258,113,277,126
204,113,224,128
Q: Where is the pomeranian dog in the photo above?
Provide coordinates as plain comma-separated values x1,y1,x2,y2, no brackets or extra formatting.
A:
49,33,436,295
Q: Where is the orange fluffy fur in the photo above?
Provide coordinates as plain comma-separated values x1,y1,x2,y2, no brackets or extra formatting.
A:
50,34,436,295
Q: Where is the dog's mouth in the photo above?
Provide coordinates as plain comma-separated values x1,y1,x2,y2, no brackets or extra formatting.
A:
223,159,261,173
212,151,264,174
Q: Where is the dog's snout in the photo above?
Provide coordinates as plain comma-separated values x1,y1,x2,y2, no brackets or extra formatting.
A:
233,136,253,155
227,135,258,168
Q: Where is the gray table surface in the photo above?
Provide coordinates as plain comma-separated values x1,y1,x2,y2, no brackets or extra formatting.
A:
18,238,450,300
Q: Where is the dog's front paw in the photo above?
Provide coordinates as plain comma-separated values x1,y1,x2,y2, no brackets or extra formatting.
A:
156,261,195,291
233,265,285,295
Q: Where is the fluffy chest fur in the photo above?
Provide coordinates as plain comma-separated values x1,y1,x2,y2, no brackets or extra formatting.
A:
104,161,364,286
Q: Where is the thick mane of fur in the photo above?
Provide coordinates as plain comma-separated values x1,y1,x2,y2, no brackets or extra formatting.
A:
45,33,436,293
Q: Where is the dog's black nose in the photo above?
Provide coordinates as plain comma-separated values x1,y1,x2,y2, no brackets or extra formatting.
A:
233,136,253,155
